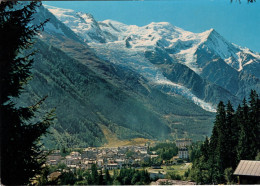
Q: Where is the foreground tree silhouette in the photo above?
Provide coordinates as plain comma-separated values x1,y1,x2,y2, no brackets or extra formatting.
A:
0,2,53,185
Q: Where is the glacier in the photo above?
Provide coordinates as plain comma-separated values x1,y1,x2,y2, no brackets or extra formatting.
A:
43,4,260,112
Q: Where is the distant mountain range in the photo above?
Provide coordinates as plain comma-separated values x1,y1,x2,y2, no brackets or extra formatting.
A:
17,4,260,148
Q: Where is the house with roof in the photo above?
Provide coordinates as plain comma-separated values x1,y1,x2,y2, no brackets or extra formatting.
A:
233,160,260,184
70,151,81,158
175,138,192,148
176,138,191,159
82,148,98,159
115,159,125,167
178,147,189,159
105,163,119,170
46,153,63,166
97,159,104,168
83,160,97,169
47,171,61,182
65,155,81,167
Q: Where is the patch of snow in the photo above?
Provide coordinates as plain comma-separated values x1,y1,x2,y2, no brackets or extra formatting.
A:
44,4,107,43
224,57,232,65
244,59,254,66
241,47,260,59
153,78,216,112
44,22,64,35
236,52,243,71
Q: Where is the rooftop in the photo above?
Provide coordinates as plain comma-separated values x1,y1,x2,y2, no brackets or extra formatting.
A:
234,160,260,177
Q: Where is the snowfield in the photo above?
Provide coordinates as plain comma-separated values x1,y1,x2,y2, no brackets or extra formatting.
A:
44,5,260,112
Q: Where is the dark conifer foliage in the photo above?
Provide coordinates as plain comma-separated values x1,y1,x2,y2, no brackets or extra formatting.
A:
249,90,260,152
62,166,151,185
104,169,112,185
0,2,53,185
190,90,260,184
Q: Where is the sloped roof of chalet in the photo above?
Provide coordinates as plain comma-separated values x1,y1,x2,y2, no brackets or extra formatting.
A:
48,171,61,180
234,160,260,176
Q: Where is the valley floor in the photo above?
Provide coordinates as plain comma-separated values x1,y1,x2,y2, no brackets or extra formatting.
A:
99,124,153,147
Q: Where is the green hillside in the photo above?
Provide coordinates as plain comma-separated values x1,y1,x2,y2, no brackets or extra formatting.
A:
17,38,215,149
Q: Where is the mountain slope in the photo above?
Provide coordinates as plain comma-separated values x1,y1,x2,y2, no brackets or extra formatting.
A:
15,4,260,148
45,5,260,110
45,5,260,106
26,37,214,148
21,39,169,148
15,6,215,147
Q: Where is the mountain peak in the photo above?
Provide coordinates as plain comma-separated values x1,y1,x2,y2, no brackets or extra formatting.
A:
199,28,216,42
100,19,128,32
207,28,221,38
43,4,74,16
77,12,96,23
209,28,215,33
146,22,172,28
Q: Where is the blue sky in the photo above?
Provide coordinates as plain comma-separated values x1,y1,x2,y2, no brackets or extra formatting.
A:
44,0,260,52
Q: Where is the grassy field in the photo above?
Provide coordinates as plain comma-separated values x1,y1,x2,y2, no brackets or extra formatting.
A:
107,163,192,179
145,163,192,177
162,163,191,176
99,124,153,147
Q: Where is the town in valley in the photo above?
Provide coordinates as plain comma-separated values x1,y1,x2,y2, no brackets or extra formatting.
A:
45,139,194,184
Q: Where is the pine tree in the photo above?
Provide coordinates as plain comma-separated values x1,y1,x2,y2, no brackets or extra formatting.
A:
225,101,237,169
98,169,104,185
207,101,231,183
208,124,219,184
234,104,243,163
212,101,226,182
237,99,251,160
0,2,52,184
257,95,260,154
248,90,260,159
104,169,112,185
91,164,98,184
200,136,210,161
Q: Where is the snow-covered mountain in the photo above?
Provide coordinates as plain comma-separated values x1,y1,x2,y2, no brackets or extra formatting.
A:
45,5,260,73
43,5,260,112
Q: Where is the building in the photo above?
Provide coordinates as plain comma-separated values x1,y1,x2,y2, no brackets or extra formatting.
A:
115,159,125,167
65,155,81,167
97,159,104,168
70,151,81,158
151,154,158,159
233,160,260,184
176,138,191,159
175,138,192,148
82,148,98,159
105,163,119,170
178,147,189,159
47,171,61,182
83,160,96,169
46,153,62,166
